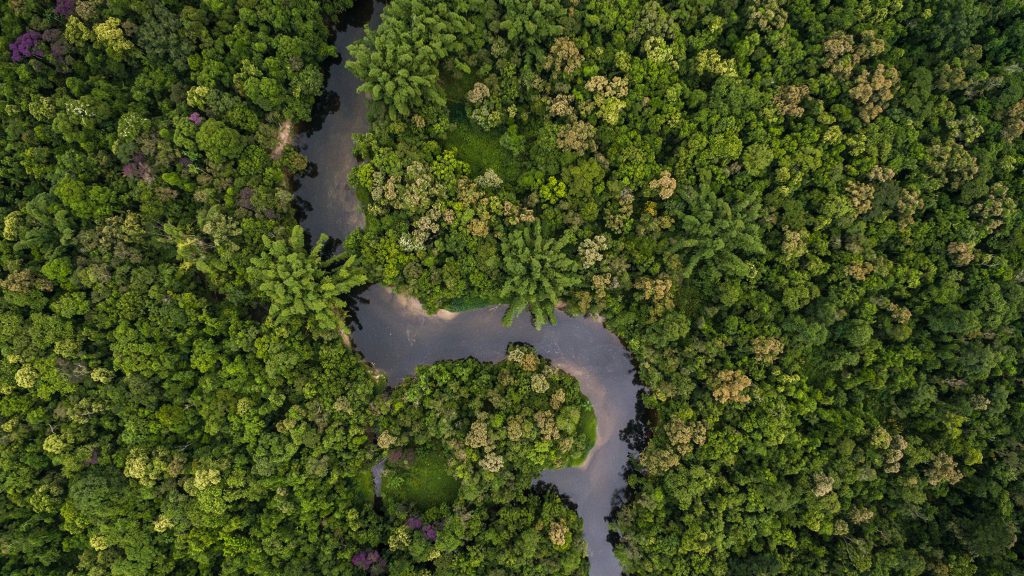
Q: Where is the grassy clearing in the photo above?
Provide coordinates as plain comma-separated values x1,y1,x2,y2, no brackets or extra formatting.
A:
442,292,503,312
439,71,522,182
382,451,460,510
568,403,598,467
352,468,376,507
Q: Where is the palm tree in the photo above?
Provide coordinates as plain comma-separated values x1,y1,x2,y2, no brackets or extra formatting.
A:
248,226,366,340
499,223,579,329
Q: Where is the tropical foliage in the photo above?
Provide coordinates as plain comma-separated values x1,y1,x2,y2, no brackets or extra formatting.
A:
379,345,594,501
348,0,1024,574
0,0,406,572
370,347,592,575
4,0,1023,574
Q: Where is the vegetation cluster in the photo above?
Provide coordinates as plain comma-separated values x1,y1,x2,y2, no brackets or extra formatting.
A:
347,0,1024,574
373,347,593,575
0,1,590,574
3,0,1023,574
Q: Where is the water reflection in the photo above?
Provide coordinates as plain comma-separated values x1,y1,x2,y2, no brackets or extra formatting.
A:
347,286,638,576
292,2,639,574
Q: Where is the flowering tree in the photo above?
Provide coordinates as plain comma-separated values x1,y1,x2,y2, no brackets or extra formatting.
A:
9,30,44,62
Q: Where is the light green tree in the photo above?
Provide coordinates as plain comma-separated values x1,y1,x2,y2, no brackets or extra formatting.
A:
499,223,579,329
248,226,365,340
347,0,470,119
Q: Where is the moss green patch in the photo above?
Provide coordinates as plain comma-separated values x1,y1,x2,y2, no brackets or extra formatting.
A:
445,105,519,181
382,451,460,510
439,71,477,104
442,292,503,312
352,468,376,507
568,403,597,467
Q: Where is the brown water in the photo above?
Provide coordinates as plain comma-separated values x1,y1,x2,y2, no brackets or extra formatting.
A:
295,3,639,574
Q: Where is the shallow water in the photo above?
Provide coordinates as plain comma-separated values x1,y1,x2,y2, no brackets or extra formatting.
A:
295,2,638,574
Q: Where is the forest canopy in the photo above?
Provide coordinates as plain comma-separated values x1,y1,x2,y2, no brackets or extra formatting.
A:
347,0,1024,574
2,0,1023,575
0,1,602,573
0,0,394,573
372,347,593,575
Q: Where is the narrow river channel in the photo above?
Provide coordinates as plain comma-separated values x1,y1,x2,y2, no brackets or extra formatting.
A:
295,3,640,574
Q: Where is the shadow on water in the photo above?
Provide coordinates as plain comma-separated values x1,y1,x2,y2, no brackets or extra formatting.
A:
293,0,380,244
333,0,379,30
306,90,341,136
621,390,654,453
293,2,641,574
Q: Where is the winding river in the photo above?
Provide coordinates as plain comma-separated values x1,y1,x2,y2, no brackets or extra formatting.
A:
295,3,639,574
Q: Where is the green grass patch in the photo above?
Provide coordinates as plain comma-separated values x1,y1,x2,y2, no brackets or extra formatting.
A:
442,292,503,312
568,403,598,467
445,104,519,181
382,451,460,510
352,468,376,507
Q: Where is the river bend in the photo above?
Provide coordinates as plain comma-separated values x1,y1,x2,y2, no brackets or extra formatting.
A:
295,3,639,574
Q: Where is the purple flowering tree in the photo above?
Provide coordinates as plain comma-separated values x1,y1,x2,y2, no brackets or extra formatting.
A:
351,549,382,571
9,29,65,65
10,31,44,63
55,0,76,17
41,29,67,61
422,524,438,542
122,154,152,181
403,516,439,541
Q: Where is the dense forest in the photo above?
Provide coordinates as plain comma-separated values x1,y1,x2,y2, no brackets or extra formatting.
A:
2,0,1023,575
0,1,593,574
0,0,386,573
374,348,593,575
347,0,1024,574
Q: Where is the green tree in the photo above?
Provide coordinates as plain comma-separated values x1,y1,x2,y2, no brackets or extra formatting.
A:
248,226,365,340
500,224,579,329
347,0,470,120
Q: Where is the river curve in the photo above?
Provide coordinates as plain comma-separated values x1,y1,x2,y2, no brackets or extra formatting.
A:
295,3,639,574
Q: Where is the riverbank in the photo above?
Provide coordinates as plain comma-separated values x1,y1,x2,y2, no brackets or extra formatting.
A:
291,2,640,573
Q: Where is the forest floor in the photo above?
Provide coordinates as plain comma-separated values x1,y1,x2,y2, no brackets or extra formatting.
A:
446,105,519,180
440,71,520,180
353,468,376,506
382,450,460,510
440,70,476,102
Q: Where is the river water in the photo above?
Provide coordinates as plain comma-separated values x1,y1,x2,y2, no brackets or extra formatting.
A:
295,2,638,574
